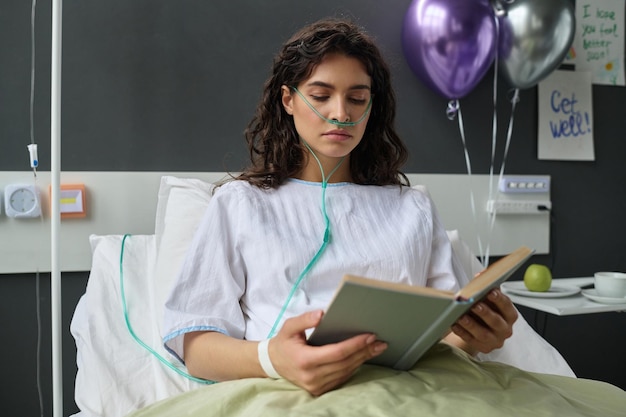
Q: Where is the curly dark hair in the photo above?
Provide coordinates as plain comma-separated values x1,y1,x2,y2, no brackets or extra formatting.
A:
237,17,409,188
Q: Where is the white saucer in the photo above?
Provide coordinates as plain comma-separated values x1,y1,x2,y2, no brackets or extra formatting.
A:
581,289,626,305
501,281,581,298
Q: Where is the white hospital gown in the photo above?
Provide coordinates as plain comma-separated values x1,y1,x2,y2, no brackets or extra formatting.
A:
163,179,460,363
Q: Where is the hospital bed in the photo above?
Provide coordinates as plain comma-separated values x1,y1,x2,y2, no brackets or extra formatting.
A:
70,176,626,417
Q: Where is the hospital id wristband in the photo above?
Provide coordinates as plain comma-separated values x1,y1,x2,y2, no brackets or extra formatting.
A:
258,339,281,379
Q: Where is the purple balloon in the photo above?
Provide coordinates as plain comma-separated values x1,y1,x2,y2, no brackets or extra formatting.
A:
402,0,497,99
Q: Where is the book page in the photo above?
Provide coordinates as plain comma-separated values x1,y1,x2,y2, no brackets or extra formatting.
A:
342,275,455,298
457,246,534,301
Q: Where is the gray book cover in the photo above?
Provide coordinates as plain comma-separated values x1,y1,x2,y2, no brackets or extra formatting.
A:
308,246,534,370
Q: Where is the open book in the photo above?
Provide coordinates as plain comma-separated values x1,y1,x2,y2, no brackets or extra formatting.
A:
307,246,535,370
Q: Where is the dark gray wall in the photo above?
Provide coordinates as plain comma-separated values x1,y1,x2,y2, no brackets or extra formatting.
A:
1,1,625,416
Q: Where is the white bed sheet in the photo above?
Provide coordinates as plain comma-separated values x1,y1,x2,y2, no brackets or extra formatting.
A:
70,176,575,417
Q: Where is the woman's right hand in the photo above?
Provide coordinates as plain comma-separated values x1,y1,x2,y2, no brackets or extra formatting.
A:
268,310,387,396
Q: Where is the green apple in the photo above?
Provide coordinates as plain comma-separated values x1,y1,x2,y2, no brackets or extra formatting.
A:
523,264,552,292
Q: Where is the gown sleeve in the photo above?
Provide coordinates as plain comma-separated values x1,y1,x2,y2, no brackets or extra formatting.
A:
162,186,247,363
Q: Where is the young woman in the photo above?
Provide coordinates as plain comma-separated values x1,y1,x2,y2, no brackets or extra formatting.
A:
163,17,518,396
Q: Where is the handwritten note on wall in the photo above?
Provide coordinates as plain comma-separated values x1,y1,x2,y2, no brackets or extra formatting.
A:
571,0,625,86
537,71,595,161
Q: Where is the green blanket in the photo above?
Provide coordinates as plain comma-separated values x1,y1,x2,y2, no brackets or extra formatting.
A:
127,344,626,417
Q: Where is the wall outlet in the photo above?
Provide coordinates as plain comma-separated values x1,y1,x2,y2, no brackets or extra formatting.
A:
498,175,550,193
487,200,552,215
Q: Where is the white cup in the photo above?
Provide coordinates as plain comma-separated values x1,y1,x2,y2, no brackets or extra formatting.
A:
594,272,626,298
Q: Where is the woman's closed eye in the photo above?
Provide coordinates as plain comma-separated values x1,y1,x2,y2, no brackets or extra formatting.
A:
348,97,369,105
309,95,369,106
309,94,329,102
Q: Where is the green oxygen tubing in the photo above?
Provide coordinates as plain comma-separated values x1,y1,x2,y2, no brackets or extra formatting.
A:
267,86,372,337
119,233,215,384
267,142,345,338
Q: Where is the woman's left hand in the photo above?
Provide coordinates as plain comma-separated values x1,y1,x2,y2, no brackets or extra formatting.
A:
449,288,518,355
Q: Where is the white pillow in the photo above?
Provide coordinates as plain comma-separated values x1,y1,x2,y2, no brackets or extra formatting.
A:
71,234,196,417
72,174,217,417
154,176,215,252
153,176,215,333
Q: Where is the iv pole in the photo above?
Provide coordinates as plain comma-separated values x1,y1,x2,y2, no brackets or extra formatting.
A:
51,0,63,415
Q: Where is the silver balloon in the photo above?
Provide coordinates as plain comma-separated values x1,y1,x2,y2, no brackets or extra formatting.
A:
498,0,576,89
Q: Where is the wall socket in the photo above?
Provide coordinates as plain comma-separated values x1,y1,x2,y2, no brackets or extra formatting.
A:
498,175,550,193
487,200,552,215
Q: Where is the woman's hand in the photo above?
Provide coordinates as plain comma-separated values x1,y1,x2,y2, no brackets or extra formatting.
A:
448,288,518,355
269,310,388,396
183,311,386,395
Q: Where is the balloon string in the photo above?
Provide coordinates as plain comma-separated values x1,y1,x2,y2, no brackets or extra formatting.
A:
453,102,485,262
482,12,501,268
500,89,520,188
485,88,520,265
502,90,521,175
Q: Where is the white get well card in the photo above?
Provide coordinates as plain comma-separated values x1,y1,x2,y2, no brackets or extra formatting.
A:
537,70,595,161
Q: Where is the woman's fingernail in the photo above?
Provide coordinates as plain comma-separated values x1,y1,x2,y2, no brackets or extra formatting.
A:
374,342,388,353
311,310,323,320
366,334,377,344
